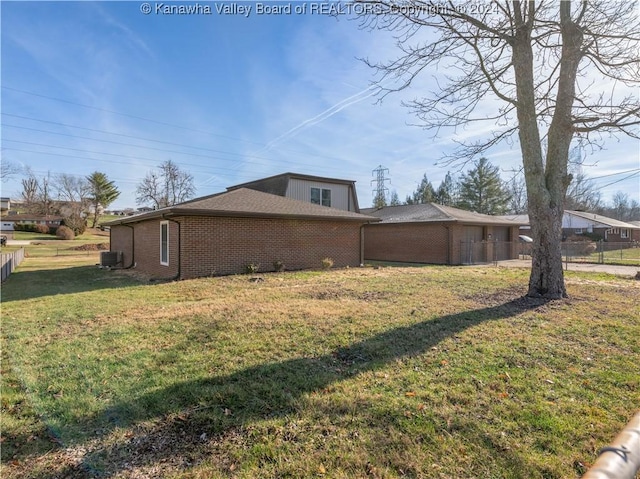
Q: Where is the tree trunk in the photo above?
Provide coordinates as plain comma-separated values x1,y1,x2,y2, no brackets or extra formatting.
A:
511,1,582,299
527,204,567,298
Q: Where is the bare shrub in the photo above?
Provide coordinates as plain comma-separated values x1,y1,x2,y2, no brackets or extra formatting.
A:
56,225,75,240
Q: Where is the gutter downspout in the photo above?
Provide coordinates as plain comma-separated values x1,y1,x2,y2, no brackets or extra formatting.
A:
164,216,181,280
360,223,368,266
122,223,136,268
441,224,451,265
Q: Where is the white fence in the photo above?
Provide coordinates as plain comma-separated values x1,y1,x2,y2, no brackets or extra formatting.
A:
1,248,25,282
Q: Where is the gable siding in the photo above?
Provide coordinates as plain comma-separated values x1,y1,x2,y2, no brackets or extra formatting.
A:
562,215,603,230
286,179,353,211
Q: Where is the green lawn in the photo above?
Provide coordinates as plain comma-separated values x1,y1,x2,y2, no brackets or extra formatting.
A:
2,256,639,478
4,231,109,258
564,243,640,267
12,230,108,242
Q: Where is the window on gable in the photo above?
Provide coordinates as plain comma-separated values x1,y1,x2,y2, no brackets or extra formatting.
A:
160,221,169,266
311,187,331,207
321,188,331,207
311,187,321,205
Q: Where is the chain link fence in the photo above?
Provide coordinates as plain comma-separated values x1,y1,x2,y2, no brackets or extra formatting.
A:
460,240,640,267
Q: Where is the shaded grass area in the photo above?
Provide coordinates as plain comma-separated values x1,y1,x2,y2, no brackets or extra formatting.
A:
2,258,639,478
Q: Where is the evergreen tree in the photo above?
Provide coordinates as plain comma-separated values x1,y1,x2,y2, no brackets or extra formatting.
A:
434,172,456,206
389,190,401,206
406,174,436,204
87,171,121,227
456,158,511,215
373,190,387,208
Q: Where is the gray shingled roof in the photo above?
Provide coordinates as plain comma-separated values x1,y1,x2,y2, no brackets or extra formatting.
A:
105,188,379,225
362,203,528,226
495,211,640,229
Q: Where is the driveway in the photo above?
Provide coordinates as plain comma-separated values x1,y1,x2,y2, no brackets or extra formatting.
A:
5,240,32,246
497,259,639,277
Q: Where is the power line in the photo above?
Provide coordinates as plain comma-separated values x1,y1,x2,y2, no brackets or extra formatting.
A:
597,171,640,191
1,87,360,164
1,86,263,145
1,121,358,177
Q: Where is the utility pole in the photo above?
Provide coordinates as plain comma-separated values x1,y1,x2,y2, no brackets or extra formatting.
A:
371,165,390,208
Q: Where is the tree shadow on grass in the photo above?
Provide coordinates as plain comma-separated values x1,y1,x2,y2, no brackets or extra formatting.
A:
30,295,551,478
1,266,138,302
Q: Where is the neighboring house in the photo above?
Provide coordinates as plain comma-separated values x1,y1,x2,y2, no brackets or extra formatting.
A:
0,215,63,231
362,203,524,265
562,210,639,242
105,188,379,280
0,197,10,212
505,211,640,242
226,172,361,212
0,220,14,232
629,221,640,242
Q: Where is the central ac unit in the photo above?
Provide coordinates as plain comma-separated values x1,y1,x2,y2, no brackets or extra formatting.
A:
100,251,121,267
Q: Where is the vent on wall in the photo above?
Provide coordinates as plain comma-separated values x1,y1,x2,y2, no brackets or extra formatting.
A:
100,251,122,268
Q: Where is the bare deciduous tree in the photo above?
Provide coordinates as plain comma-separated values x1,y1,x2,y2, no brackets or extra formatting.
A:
564,167,602,212
21,169,55,215
1,159,21,181
506,171,528,214
136,160,196,209
359,0,640,297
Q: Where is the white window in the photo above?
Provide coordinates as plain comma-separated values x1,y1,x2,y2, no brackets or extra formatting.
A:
574,228,583,234
160,221,169,266
621,229,629,239
311,187,331,207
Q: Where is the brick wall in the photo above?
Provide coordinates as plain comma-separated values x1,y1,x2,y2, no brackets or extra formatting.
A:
110,225,132,267
364,223,450,264
364,223,521,265
111,221,179,279
178,216,361,278
113,216,363,279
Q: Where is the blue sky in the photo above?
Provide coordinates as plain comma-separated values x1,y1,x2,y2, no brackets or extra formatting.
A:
2,1,639,210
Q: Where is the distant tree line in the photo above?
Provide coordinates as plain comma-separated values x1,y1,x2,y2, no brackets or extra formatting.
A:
16,169,121,234
380,157,640,221
9,159,196,235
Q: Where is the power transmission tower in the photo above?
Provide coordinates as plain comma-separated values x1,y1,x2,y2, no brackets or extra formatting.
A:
371,165,390,208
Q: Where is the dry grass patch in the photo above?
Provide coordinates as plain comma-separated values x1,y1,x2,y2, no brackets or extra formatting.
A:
2,260,639,478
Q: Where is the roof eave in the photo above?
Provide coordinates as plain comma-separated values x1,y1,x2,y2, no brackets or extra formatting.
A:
106,208,381,224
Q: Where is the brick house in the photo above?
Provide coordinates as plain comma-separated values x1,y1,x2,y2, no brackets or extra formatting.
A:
0,214,63,232
362,203,524,265
629,222,640,242
105,188,378,280
561,210,639,242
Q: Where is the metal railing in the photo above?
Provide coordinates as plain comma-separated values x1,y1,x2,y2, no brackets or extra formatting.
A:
562,241,640,266
460,241,525,265
582,411,640,479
